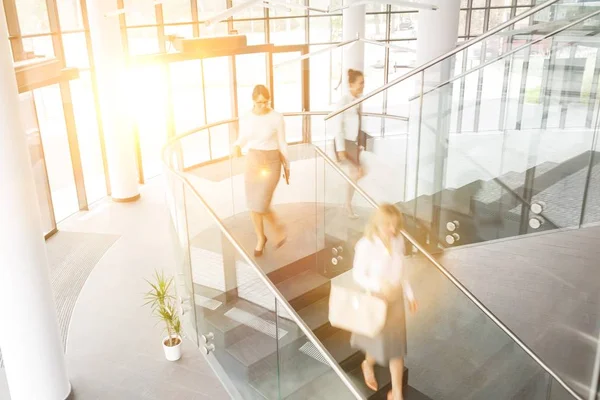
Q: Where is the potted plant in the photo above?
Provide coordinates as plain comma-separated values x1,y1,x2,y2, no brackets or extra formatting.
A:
144,271,183,361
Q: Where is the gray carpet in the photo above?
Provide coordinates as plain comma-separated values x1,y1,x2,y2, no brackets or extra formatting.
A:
0,231,120,368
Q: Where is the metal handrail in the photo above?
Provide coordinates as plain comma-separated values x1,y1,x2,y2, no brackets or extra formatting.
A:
313,145,584,400
162,125,366,399
325,0,562,121
163,109,583,400
410,9,600,101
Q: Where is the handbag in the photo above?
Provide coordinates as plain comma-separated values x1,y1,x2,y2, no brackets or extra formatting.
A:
328,272,387,338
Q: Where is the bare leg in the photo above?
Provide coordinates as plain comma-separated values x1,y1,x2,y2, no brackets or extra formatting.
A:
361,353,378,391
345,164,360,218
389,357,405,400
250,211,266,252
264,210,286,245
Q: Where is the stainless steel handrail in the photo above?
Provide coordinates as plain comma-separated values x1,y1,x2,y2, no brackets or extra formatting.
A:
313,146,584,400
410,9,600,101
325,0,562,121
170,111,409,149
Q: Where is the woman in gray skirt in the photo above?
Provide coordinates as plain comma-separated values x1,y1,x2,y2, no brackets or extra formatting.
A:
352,204,418,400
232,85,288,257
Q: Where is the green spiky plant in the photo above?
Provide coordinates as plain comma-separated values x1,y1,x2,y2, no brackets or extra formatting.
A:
144,271,182,347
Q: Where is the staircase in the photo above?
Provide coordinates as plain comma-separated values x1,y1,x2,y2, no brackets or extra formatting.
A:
397,151,600,252
194,241,424,399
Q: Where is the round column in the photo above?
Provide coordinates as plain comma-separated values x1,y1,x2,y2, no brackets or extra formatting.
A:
405,0,461,201
0,7,71,400
87,0,140,202
342,0,366,92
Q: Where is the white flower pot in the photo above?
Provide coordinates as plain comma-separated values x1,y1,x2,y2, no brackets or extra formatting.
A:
163,335,182,361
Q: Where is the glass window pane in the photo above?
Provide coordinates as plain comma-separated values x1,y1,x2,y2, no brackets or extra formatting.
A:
15,0,51,34
199,21,228,37
233,20,266,45
56,0,84,30
62,32,89,68
127,28,160,55
162,0,192,23
472,0,486,7
203,57,232,123
310,15,342,43
491,0,512,6
470,10,486,35
269,17,306,45
309,44,342,110
459,10,468,37
129,65,169,180
236,53,267,113
489,8,512,30
283,115,303,143
170,60,206,133
366,13,387,40
273,52,302,113
390,13,417,40
70,72,107,204
22,36,54,58
19,91,55,235
270,0,306,17
231,0,264,19
123,0,156,26
34,84,79,221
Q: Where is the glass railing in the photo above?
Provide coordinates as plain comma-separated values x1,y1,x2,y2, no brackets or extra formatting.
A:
163,109,587,399
323,3,600,399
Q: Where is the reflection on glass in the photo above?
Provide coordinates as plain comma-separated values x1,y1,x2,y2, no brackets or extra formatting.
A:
70,72,107,204
34,85,79,222
309,15,342,43
19,91,56,236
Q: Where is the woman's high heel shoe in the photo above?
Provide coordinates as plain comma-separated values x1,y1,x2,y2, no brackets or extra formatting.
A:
254,236,267,257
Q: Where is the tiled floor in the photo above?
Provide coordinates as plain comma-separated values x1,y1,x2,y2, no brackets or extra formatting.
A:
0,177,229,400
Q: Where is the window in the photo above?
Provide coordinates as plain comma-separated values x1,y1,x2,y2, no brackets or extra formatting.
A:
56,0,84,31
70,72,107,204
162,0,193,23
15,0,51,34
124,0,156,26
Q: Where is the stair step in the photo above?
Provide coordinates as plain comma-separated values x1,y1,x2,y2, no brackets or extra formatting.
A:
276,269,330,310
249,351,332,399
224,307,287,340
296,297,330,333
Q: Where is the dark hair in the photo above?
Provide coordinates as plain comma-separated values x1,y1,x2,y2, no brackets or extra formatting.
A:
252,84,271,101
348,69,364,84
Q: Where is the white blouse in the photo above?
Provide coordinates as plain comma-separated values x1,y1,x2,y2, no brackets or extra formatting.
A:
352,235,415,301
235,110,289,161
332,93,361,152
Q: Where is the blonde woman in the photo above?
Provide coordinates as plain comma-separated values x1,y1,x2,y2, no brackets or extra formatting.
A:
352,204,418,400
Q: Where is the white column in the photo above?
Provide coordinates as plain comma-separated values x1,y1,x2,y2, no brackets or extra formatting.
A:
342,0,365,93
87,0,140,201
0,7,70,400
405,0,461,201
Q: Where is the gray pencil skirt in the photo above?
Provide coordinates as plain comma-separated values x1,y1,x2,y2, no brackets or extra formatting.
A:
245,149,282,214
350,293,407,366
